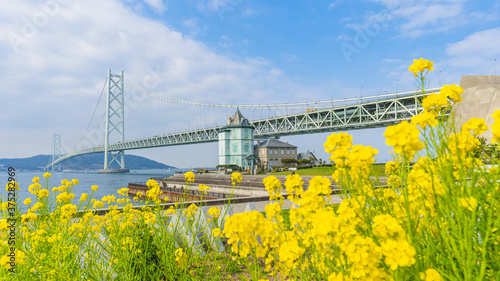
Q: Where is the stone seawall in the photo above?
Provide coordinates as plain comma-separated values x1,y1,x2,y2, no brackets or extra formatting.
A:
127,184,220,202
154,174,345,197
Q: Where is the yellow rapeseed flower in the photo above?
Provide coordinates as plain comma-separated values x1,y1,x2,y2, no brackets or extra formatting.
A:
421,93,449,112
183,204,198,219
21,212,38,223
462,117,489,135
56,192,75,204
385,161,399,174
327,272,345,281
231,171,243,185
102,195,116,204
92,200,105,209
198,184,210,192
440,83,464,102
459,197,478,212
448,132,480,157
165,206,176,216
264,176,284,203
29,202,43,212
91,185,99,191
491,110,500,143
420,268,442,281
408,57,434,77
23,198,32,205
212,228,221,237
380,238,416,270
384,121,424,157
43,172,52,178
1,202,12,210
80,193,88,202
411,111,439,129
146,178,159,188
117,187,129,196
37,189,49,198
207,206,221,218
184,171,195,183
5,181,19,191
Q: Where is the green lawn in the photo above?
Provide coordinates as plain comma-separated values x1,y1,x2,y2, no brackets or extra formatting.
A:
271,164,386,177
271,166,335,176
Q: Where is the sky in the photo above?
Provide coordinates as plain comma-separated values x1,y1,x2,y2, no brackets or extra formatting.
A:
1,0,500,169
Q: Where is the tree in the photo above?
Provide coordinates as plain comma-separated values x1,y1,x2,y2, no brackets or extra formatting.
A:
281,158,298,166
298,159,312,166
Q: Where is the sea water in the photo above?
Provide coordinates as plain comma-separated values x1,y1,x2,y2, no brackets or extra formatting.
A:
0,169,186,212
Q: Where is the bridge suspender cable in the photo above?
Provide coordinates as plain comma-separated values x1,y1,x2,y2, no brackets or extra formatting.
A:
124,75,442,110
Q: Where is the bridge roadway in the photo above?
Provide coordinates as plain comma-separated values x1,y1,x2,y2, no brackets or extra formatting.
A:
50,88,442,166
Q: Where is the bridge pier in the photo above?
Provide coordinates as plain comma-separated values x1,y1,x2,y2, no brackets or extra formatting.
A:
98,168,130,173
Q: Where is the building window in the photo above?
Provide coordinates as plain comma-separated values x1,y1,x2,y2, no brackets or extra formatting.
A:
232,144,238,153
274,149,278,154
270,149,273,155
281,149,284,154
244,144,249,153
287,149,290,154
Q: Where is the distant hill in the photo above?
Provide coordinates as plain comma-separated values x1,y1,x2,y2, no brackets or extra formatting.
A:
0,153,176,171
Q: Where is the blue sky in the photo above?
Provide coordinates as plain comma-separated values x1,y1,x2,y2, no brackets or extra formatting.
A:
1,0,500,168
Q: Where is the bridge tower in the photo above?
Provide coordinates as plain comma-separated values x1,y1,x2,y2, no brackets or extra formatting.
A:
51,133,62,171
99,70,129,173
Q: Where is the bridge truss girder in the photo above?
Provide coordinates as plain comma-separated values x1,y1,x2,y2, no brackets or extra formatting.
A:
251,92,434,138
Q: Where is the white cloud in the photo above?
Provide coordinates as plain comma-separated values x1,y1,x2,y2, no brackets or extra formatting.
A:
328,0,344,10
369,0,498,38
241,8,256,17
0,0,316,167
447,27,500,57
143,0,167,12
182,18,202,37
207,0,242,11
217,35,232,48
442,27,500,77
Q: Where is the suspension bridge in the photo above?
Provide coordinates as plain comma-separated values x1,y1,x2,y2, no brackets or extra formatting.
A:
47,70,442,172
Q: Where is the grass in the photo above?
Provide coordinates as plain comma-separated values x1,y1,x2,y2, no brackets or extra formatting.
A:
271,164,387,177
271,166,335,176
